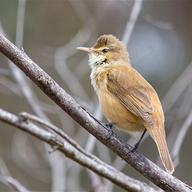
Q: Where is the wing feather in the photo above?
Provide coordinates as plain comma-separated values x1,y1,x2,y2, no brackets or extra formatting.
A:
107,68,153,124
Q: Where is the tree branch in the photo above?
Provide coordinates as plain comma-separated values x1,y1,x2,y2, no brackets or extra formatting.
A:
0,108,155,192
0,34,191,192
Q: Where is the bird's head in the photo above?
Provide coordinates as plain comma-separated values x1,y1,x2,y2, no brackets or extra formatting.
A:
77,34,130,69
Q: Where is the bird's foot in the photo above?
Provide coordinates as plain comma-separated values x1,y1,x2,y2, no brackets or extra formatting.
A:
129,142,140,153
105,122,114,129
105,123,114,139
128,129,147,153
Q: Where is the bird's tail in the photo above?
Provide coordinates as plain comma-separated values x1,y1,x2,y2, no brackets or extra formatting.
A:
149,127,174,174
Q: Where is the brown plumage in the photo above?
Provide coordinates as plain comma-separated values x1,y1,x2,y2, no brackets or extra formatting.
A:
77,34,174,174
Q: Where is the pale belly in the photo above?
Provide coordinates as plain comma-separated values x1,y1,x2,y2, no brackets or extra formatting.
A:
98,90,145,132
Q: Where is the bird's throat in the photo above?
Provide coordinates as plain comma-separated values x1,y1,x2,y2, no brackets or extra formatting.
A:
88,53,106,69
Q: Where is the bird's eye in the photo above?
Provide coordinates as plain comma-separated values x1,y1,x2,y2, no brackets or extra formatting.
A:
102,48,109,53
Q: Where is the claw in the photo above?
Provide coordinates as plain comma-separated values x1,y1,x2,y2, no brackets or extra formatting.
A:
105,122,114,129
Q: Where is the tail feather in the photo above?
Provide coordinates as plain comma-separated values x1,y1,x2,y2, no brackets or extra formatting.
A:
155,135,174,174
148,127,174,174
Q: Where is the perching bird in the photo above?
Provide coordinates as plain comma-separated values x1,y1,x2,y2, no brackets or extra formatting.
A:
77,34,174,174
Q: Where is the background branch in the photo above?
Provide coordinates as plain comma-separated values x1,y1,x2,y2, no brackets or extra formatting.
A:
2,0,67,190
0,158,30,192
0,108,155,192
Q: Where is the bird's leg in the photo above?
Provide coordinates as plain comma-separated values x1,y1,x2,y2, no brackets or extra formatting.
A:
129,129,147,152
80,105,115,139
105,122,114,129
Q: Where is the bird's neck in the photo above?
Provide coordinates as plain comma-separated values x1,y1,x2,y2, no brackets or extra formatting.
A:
88,53,106,69
90,63,109,92
90,61,131,92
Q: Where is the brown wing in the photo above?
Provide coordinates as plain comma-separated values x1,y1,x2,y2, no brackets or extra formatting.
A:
107,67,153,124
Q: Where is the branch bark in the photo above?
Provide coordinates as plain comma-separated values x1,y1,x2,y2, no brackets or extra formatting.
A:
0,34,191,192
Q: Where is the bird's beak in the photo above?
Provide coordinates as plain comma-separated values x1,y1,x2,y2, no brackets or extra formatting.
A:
76,47,93,53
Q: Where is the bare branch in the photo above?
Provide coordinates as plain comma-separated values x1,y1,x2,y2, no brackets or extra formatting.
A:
0,176,30,192
19,112,91,156
0,108,155,192
0,34,191,192
122,0,143,44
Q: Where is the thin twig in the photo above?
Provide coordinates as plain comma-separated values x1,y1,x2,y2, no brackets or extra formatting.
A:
0,158,30,192
19,112,92,157
54,28,91,101
162,61,192,113
15,0,26,47
171,109,192,166
122,0,143,44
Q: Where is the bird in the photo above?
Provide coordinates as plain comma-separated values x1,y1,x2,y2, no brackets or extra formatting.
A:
77,34,174,174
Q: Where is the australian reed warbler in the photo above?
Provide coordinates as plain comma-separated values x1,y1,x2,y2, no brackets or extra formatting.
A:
77,34,174,174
